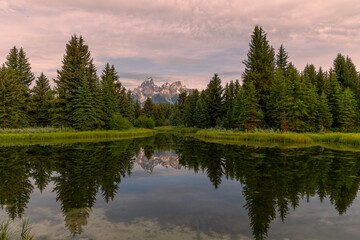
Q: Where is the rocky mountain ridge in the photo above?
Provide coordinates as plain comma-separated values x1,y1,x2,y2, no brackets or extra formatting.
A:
132,77,191,104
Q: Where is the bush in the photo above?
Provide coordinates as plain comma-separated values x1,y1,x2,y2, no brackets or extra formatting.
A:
109,114,132,130
155,119,165,127
135,116,155,129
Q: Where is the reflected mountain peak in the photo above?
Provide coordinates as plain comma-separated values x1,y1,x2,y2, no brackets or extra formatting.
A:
135,148,181,173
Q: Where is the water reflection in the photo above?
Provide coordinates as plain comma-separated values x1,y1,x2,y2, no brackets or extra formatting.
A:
0,134,360,239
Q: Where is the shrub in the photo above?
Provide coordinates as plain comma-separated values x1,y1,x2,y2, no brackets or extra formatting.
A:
109,114,132,130
135,116,155,129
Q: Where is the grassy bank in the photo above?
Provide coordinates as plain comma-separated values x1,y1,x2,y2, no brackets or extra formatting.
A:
0,128,156,145
155,126,200,134
195,130,360,146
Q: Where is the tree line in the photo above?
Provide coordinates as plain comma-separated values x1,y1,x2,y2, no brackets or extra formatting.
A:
1,26,360,131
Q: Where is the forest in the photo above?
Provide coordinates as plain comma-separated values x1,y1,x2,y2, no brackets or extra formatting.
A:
1,25,359,132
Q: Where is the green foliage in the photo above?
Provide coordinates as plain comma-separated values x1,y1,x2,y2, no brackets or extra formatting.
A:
143,97,155,118
109,114,133,130
194,99,209,128
276,44,289,73
237,82,264,130
318,91,333,130
243,25,275,114
100,63,118,127
71,73,97,130
326,73,342,127
134,99,142,119
338,88,358,130
184,89,199,127
53,35,96,127
30,73,54,127
0,66,28,128
204,74,224,127
134,116,155,129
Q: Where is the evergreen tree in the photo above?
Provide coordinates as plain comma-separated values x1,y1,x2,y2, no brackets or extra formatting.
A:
71,72,97,130
223,81,236,128
194,99,209,128
338,88,358,130
170,91,187,126
334,54,358,91
54,35,96,127
303,64,317,85
100,63,118,128
318,91,333,131
237,82,263,130
276,44,289,74
0,66,28,128
184,89,199,127
286,65,309,132
30,73,53,126
315,67,326,93
232,88,246,129
143,97,155,118
5,46,34,124
242,25,275,116
134,100,142,119
205,74,224,127
326,73,342,127
126,90,135,123
268,69,291,130
5,46,35,87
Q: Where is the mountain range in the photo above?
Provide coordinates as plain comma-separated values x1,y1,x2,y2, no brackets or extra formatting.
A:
135,149,181,173
131,77,192,104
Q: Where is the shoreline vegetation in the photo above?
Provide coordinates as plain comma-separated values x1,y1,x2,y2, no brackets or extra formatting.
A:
0,128,156,145
155,126,360,147
2,126,360,148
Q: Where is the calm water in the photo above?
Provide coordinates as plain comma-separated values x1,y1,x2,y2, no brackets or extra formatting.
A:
1,134,360,240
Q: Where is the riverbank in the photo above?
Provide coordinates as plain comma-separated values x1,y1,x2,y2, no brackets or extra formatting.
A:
195,130,360,145
0,128,156,145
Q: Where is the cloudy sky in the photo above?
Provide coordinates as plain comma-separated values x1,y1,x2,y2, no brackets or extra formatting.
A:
0,0,360,89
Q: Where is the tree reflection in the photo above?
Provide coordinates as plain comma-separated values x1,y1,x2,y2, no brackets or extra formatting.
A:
0,135,360,239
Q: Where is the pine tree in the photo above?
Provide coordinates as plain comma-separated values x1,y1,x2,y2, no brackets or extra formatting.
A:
0,66,28,128
326,73,342,127
194,99,209,128
30,73,53,126
54,35,95,127
205,74,224,127
184,89,199,127
334,54,359,91
143,97,155,118
100,63,118,127
243,25,275,116
5,46,35,87
5,46,34,124
134,100,142,119
315,67,326,93
170,91,187,126
303,64,317,85
72,72,97,130
237,82,263,130
276,44,289,74
338,87,358,130
268,69,291,130
318,91,333,131
126,90,135,123
286,65,309,132
223,81,236,128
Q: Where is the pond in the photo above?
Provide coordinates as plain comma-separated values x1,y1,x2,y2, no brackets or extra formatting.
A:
0,134,360,240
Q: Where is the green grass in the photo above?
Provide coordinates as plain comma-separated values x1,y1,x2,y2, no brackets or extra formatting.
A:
155,126,200,134
0,128,156,145
0,218,34,240
195,130,360,146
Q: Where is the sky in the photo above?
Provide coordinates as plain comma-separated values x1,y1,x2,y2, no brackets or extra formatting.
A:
1,0,360,90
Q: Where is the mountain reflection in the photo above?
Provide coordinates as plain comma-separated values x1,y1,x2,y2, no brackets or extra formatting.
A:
0,134,360,239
